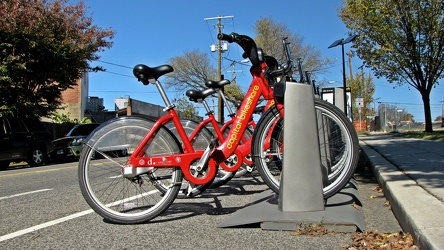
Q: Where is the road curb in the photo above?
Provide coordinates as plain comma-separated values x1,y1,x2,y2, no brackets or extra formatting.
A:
360,142,444,250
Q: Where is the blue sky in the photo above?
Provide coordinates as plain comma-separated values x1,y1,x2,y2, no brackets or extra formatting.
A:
81,0,444,122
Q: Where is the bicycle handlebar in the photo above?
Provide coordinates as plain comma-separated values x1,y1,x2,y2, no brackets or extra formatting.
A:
267,38,294,79
217,33,235,43
282,38,294,75
218,33,294,82
218,32,262,67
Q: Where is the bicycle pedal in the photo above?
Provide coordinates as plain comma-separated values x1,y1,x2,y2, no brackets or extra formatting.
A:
185,186,195,197
246,165,254,172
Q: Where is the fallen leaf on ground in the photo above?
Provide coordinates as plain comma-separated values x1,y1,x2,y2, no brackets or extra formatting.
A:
341,230,419,249
292,223,339,237
372,186,383,193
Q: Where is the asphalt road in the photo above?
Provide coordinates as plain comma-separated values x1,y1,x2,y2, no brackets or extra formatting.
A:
0,160,401,249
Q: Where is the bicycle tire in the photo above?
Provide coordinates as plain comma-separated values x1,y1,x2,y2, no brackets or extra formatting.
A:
252,99,359,198
78,116,183,224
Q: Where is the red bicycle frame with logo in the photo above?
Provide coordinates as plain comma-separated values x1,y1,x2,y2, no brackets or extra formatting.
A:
127,61,283,186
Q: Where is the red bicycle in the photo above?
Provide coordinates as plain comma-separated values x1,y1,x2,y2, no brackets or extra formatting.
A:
78,33,280,224
78,33,358,224
160,81,257,197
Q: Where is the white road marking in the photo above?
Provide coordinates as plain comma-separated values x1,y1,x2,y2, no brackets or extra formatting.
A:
0,209,94,242
0,189,53,201
0,189,159,242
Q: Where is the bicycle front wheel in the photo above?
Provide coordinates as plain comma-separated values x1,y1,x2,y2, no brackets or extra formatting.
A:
78,116,183,224
252,99,359,198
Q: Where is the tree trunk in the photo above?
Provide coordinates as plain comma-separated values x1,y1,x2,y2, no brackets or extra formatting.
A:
421,90,433,132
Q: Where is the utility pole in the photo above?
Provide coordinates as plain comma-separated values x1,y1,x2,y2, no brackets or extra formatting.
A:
204,15,233,123
227,61,243,85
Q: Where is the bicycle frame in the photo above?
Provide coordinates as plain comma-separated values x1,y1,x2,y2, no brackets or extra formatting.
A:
219,117,255,166
211,65,281,164
199,99,257,167
125,31,294,186
127,62,282,185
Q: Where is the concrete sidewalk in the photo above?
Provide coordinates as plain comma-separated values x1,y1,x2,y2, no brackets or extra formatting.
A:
360,134,444,250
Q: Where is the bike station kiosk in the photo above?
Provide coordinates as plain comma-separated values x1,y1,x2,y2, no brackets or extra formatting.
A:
219,81,365,232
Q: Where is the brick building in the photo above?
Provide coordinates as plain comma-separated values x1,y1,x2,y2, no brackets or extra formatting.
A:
58,72,89,121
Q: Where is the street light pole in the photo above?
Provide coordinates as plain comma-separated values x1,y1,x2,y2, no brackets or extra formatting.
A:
341,43,347,117
328,34,357,118
384,103,387,132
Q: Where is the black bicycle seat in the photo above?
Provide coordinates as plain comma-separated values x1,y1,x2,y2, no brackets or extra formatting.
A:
133,64,174,85
186,88,216,102
205,79,231,89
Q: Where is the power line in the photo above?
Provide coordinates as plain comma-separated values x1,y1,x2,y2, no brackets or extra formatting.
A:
205,20,216,45
377,101,443,107
89,60,134,77
96,60,132,69
90,90,184,93
96,70,133,78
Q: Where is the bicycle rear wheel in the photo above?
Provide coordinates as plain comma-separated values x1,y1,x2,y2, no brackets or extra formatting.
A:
252,99,359,198
78,116,183,224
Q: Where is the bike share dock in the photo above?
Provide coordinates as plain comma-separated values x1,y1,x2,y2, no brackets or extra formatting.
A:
218,81,365,232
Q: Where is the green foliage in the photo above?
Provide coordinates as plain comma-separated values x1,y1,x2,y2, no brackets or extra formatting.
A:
339,0,444,131
50,112,92,124
0,0,115,118
172,97,198,118
224,83,245,103
348,71,376,122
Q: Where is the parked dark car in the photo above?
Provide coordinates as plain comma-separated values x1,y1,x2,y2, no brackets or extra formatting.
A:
0,117,53,169
50,123,100,162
